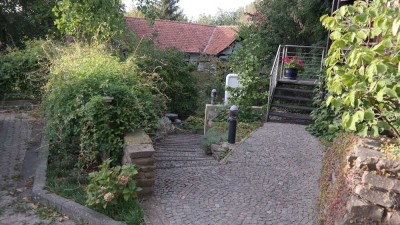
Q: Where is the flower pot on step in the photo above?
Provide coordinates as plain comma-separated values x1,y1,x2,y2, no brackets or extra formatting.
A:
284,68,298,80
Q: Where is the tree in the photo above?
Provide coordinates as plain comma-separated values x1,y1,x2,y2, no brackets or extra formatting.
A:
196,8,244,26
53,0,126,42
0,0,57,50
136,0,186,21
228,0,331,106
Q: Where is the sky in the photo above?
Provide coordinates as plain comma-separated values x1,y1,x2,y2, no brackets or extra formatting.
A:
122,0,255,20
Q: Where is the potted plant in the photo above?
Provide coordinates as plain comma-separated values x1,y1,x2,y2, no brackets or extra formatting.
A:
282,56,304,80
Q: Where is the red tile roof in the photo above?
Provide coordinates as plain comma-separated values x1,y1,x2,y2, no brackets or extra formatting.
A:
125,17,238,55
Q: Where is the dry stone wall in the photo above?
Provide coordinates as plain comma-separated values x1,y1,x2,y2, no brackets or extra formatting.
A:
333,138,400,225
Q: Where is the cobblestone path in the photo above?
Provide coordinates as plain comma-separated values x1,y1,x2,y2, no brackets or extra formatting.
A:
0,111,74,225
143,123,324,225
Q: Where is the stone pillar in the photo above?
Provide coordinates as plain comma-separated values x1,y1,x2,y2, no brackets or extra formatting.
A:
122,129,155,197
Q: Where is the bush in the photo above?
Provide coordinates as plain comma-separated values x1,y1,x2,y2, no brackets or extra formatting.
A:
134,41,199,119
320,0,400,138
0,40,55,99
86,159,140,209
45,44,166,170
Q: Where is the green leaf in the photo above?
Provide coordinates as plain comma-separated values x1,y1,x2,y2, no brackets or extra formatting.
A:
365,109,375,121
330,31,342,40
393,18,400,36
377,121,390,130
357,125,368,137
349,91,356,107
371,126,379,136
355,13,368,23
356,30,367,40
325,95,333,106
377,88,385,101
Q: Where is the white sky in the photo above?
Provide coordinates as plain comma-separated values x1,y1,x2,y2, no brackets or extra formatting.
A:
122,0,255,20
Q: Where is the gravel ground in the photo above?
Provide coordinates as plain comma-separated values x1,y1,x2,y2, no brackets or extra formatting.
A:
143,122,324,225
0,111,75,225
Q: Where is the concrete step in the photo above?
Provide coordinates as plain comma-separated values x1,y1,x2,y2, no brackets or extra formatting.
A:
275,87,314,94
271,103,316,112
278,79,317,86
156,160,218,169
269,111,313,121
273,95,314,102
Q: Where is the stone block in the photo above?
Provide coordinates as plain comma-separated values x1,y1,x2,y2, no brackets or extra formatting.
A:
354,146,383,169
124,129,152,145
139,166,156,173
135,172,155,180
125,144,155,159
345,195,384,221
355,185,393,208
376,159,400,174
384,212,400,225
136,178,155,187
362,172,400,193
138,187,154,196
131,157,155,166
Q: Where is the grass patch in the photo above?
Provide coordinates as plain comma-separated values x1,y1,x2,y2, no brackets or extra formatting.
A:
46,161,143,225
201,122,263,153
178,116,204,133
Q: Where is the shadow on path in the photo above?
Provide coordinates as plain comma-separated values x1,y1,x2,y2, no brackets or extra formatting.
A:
142,122,323,225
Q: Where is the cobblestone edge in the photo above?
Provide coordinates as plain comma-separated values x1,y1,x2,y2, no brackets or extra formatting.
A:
32,132,125,225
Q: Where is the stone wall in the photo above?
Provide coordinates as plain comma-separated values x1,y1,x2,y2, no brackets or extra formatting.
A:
122,129,155,197
321,136,400,225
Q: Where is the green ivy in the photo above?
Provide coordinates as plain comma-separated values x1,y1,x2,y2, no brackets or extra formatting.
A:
0,40,55,99
45,44,166,170
320,0,400,138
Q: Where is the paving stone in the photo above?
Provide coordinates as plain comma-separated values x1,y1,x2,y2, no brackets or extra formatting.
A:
141,123,323,225
355,185,394,208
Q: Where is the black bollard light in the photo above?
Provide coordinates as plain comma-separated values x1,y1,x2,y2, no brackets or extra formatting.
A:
211,89,217,105
228,105,238,144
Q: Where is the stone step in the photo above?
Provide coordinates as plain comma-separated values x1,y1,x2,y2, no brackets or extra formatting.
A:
155,156,212,162
155,151,205,157
156,160,218,169
155,148,201,153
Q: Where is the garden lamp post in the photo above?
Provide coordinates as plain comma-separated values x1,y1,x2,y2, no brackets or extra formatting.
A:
228,105,238,144
211,89,217,105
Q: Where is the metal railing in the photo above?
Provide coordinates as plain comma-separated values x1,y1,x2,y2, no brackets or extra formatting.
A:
266,45,326,120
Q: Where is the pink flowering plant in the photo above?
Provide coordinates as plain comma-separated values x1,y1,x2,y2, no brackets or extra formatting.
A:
86,159,141,209
282,56,305,70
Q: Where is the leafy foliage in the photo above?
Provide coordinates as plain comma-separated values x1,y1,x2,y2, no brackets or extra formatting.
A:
229,0,331,107
320,0,400,138
229,25,269,107
136,0,186,21
86,159,140,209
0,40,55,99
0,0,57,49
53,0,126,42
196,8,245,25
45,44,166,170
134,42,198,118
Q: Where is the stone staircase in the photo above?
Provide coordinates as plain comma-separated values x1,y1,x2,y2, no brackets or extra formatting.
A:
267,78,317,124
154,133,218,169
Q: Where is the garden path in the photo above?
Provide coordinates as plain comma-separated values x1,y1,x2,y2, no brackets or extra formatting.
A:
141,122,324,225
0,110,75,225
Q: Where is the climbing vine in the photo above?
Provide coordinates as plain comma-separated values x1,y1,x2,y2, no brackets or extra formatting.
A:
319,0,400,138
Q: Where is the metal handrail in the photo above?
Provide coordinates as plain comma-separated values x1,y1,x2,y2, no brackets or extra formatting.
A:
266,44,326,121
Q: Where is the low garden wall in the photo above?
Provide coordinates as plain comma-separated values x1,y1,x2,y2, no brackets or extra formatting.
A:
122,129,156,197
320,135,400,225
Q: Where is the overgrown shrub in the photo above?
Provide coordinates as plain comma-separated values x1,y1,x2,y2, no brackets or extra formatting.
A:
86,159,140,209
45,44,166,170
134,41,199,119
320,0,400,138
0,40,55,99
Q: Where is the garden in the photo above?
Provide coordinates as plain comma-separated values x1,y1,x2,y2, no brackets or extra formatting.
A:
1,0,399,224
